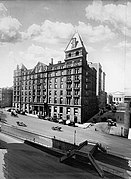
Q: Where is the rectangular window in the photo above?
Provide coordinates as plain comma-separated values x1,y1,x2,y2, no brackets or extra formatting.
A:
75,75,79,80
60,107,63,113
55,78,57,83
49,91,51,95
66,107,70,114
67,69,71,75
54,106,57,112
54,91,57,95
74,90,79,95
54,83,57,89
49,97,51,103
49,84,51,89
74,108,78,115
54,97,57,103
48,72,52,77
60,97,63,104
67,98,71,105
75,68,79,74
67,91,71,95
67,76,71,81
74,98,79,105
67,84,71,89
60,83,63,88
60,90,63,96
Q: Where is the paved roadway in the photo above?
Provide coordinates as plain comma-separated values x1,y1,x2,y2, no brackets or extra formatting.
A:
0,133,113,179
2,110,131,159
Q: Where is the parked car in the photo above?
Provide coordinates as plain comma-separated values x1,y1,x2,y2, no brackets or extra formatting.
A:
11,110,18,117
107,119,117,127
58,119,63,124
16,121,27,127
7,108,12,112
68,121,75,127
52,126,62,131
20,111,27,115
38,114,45,119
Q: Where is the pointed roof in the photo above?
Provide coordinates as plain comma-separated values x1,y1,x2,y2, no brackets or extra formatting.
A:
19,63,27,70
65,32,86,52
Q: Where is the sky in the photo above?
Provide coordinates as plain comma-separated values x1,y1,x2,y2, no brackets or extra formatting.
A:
0,0,131,94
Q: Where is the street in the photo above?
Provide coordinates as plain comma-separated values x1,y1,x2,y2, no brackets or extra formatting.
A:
2,110,131,159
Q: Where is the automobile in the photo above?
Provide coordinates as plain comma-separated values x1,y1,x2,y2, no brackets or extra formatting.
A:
0,119,7,124
68,121,75,127
20,111,27,115
52,126,62,131
37,114,45,119
16,121,27,127
11,110,18,117
52,118,59,123
66,120,70,125
58,119,63,124
107,119,117,127
7,108,12,112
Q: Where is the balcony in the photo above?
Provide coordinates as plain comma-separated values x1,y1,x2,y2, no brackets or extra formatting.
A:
66,88,72,91
74,79,80,83
66,80,72,84
74,94,80,98
74,86,80,90
66,94,72,98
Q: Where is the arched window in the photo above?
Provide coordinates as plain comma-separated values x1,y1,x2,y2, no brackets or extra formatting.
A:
68,53,71,57
76,51,79,56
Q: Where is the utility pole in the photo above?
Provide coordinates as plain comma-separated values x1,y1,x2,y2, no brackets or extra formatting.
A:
74,130,76,145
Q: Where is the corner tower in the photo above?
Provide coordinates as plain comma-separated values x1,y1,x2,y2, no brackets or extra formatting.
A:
65,32,88,63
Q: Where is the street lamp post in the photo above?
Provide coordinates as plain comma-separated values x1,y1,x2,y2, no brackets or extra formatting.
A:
74,130,76,145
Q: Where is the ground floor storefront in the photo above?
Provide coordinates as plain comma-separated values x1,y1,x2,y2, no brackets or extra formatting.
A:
13,102,83,123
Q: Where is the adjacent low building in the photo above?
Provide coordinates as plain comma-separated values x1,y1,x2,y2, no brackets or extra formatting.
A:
13,33,99,123
0,87,13,108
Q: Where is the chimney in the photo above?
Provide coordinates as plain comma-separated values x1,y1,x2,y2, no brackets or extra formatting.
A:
51,58,53,65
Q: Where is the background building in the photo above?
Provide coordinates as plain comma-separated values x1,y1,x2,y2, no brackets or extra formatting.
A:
89,63,106,109
13,33,99,123
0,87,13,108
111,91,125,104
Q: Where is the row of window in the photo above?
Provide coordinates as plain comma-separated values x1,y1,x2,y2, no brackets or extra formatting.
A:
14,75,80,87
48,97,79,105
53,106,78,115
113,97,122,102
15,68,80,79
13,96,80,105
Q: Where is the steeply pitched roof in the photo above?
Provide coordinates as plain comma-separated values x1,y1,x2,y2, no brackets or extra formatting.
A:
65,32,86,52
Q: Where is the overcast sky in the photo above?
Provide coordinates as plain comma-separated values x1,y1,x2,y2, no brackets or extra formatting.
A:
0,0,130,94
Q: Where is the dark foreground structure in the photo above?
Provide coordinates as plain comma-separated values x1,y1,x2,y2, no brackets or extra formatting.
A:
1,123,131,178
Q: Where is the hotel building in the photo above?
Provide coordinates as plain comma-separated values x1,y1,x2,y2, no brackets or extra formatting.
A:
13,33,98,123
